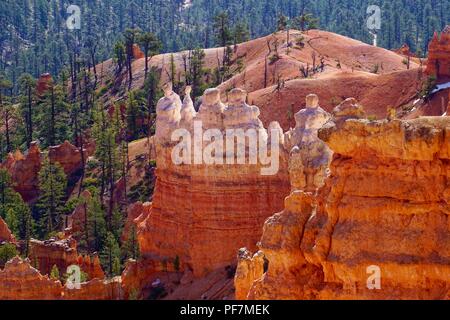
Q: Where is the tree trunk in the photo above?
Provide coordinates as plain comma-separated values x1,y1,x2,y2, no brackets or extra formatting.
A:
27,86,33,147
50,85,56,146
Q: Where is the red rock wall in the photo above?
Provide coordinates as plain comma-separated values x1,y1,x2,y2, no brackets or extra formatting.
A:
137,146,290,277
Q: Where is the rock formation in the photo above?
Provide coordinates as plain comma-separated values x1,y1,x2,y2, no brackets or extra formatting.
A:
1,142,41,202
138,86,290,277
28,237,105,280
426,26,450,79
196,88,226,129
331,97,366,124
286,94,332,192
121,201,146,243
236,113,450,300
180,85,197,129
0,216,16,244
234,248,265,300
48,140,85,177
0,256,120,300
0,257,63,300
29,238,79,276
446,91,450,116
155,82,182,143
64,277,122,300
394,44,416,57
132,44,145,59
66,190,91,236
1,140,88,203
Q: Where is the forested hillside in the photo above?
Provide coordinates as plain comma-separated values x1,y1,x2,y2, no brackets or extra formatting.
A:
1,0,449,84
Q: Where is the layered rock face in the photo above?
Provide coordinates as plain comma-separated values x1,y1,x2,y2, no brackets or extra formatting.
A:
236,104,450,299
426,26,450,79
138,87,290,277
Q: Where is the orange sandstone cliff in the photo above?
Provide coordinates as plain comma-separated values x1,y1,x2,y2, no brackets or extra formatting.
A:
135,85,290,278
236,101,450,299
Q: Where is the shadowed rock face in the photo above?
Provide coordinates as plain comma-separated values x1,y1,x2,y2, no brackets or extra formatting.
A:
236,115,450,300
138,87,290,277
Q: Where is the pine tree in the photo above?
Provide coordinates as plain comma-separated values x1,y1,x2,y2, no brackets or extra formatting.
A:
0,169,33,246
5,208,19,237
35,81,71,148
101,231,121,277
213,12,233,47
86,189,107,252
92,103,120,226
18,73,36,148
277,14,288,31
0,243,18,267
113,40,126,73
137,32,161,79
188,48,206,99
37,157,67,238
122,224,140,261
233,22,250,45
50,264,60,280
292,13,319,31
0,77,14,154
123,28,141,89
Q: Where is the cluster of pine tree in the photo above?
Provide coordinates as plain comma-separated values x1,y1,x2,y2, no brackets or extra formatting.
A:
0,26,160,277
1,0,448,85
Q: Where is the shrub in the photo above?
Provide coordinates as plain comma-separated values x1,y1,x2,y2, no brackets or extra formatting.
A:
269,54,281,65
0,243,18,267
419,75,437,99
371,63,380,74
